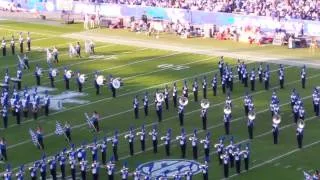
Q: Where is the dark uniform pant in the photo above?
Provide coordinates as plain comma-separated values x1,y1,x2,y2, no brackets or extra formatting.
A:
224,164,229,178
144,106,148,116
153,140,158,153
61,164,66,179
165,144,170,156
78,82,83,92
251,80,255,91
273,132,278,144
71,169,76,180
50,78,55,88
36,76,40,86
2,47,6,56
202,117,207,130
180,144,186,158
81,171,86,180
224,122,230,135
165,99,169,110
113,146,118,161
111,87,116,97
50,169,57,180
244,158,249,170
265,80,269,90
213,86,217,96
102,151,106,164
248,125,253,139
157,109,162,122
141,140,145,151
236,160,241,174
173,96,177,107
129,142,134,155
65,79,70,90
16,112,21,124
297,135,303,148
179,113,184,126
134,108,139,119
192,146,198,159
203,88,207,99
280,79,284,89
3,116,8,128
302,78,306,88
45,105,49,116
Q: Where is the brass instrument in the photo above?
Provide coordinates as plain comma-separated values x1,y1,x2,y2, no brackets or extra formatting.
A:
136,132,144,136
179,96,188,106
51,68,59,77
272,114,281,125
112,78,121,89
200,99,210,109
175,136,182,140
96,75,106,86
124,133,134,139
65,70,73,79
200,139,209,144
223,104,231,115
188,136,197,141
156,92,164,102
248,110,256,121
160,136,167,140
79,74,87,84
36,68,42,76
297,119,305,129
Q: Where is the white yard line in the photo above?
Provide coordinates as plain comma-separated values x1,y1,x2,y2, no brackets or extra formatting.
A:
0,26,58,37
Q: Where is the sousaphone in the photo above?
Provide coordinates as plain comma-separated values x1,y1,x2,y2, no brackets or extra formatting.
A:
272,114,281,125
297,119,305,129
51,68,59,77
179,96,188,106
156,92,164,102
96,75,106,86
66,70,73,79
224,104,231,115
79,74,87,84
200,99,210,109
248,110,256,121
112,78,121,89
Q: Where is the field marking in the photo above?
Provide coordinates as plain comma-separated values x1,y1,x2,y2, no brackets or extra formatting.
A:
228,137,320,179
0,26,59,37
6,73,317,174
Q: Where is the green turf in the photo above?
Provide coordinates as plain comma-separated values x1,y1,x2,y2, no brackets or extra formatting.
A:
0,20,319,180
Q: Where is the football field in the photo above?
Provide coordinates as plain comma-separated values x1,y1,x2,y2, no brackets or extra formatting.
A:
0,20,319,179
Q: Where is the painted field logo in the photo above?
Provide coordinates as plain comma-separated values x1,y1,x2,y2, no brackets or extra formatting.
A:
157,64,190,71
20,86,89,111
137,159,201,178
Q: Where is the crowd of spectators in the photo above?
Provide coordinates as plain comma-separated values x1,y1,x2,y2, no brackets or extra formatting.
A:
91,0,320,21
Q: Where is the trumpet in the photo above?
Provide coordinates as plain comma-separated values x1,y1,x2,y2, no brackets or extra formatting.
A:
224,104,232,115
136,131,144,136
124,133,134,139
179,96,188,106
176,136,182,140
200,99,210,109
188,136,197,141
160,136,167,140
200,139,208,144
272,114,281,125
297,119,305,129
106,138,114,142
248,110,256,121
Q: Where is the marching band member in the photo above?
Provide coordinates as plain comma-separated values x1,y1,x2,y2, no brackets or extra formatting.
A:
178,128,187,158
162,128,171,156
221,73,226,94
76,42,81,58
211,74,217,96
49,68,55,88
126,127,135,156
173,82,178,107
32,99,38,120
4,71,10,85
133,96,139,119
40,158,47,180
248,112,254,139
244,93,250,116
76,71,83,92
10,36,15,55
53,46,59,63
120,163,129,180
16,166,24,180
91,111,100,132
182,80,188,98
314,93,320,116
1,105,8,128
23,54,30,69
59,151,66,179
279,64,285,89
106,158,115,180
90,40,95,54
138,125,146,151
44,90,50,116
70,158,76,180
133,167,142,180
19,32,23,53
15,100,21,125
190,129,199,159
301,65,306,88
215,137,224,165
234,146,241,174
49,157,57,180
218,57,224,77
80,159,87,180
101,138,107,164
293,101,300,123
202,132,210,160
150,125,158,153
192,78,198,102
1,38,6,56
237,59,242,80
226,138,235,168
290,89,297,110
143,92,149,116
241,144,250,171
203,76,208,98
242,65,248,87
296,122,304,148
64,67,71,90
91,160,99,180
156,97,163,122
27,32,31,51
228,68,234,91
29,163,37,180
178,102,184,126
16,67,22,90
0,138,7,161
299,105,305,120
272,120,279,144
3,165,12,179
258,63,263,83
313,88,318,112
250,68,256,91
91,141,98,161
224,110,231,135
34,65,41,85
264,67,270,90
200,107,208,130
36,126,45,149
64,122,71,142
164,85,169,110
200,159,209,180
109,75,116,98
112,130,119,161
221,150,230,178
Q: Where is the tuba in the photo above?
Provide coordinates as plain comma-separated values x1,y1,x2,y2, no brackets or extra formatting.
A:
200,99,210,109
66,70,73,79
297,119,305,129
51,68,59,77
224,104,231,115
272,114,281,125
179,96,188,106
156,92,164,102
96,75,106,86
248,110,256,121
112,78,121,89
79,74,87,84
